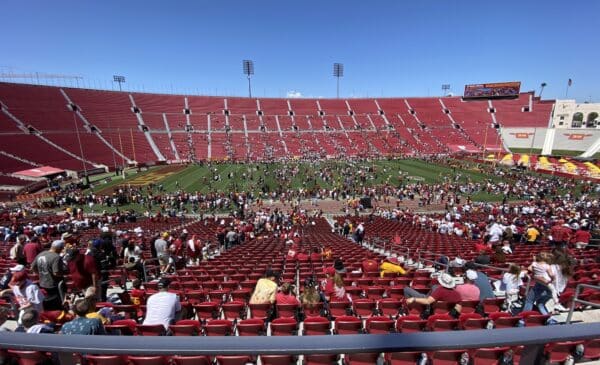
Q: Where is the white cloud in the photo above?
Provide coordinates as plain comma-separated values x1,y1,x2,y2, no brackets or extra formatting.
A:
286,90,303,98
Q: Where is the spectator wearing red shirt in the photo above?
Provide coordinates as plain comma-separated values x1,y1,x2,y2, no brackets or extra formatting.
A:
474,241,491,254
405,273,462,305
310,248,321,262
66,248,99,293
550,221,571,248
321,267,336,295
23,239,42,266
573,227,591,249
275,283,300,305
296,251,309,262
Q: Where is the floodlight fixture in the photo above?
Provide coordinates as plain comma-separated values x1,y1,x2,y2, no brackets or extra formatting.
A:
243,60,254,97
113,75,126,91
333,63,344,98
442,84,451,96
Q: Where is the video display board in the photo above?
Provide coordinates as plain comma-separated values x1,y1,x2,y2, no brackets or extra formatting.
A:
464,82,521,98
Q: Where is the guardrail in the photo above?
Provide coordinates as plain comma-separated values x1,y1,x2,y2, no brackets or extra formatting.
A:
566,283,600,324
141,257,160,283
1,323,598,365
416,250,450,272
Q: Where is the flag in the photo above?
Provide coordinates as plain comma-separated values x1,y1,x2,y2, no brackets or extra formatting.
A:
568,78,572,87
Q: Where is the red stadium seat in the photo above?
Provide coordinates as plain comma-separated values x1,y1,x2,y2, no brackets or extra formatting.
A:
104,319,137,336
237,318,265,336
169,319,202,336
387,351,423,365
303,317,331,335
471,347,511,365
270,318,298,336
85,355,128,365
127,356,169,365
204,319,234,336
334,315,363,334
260,355,295,365
248,303,273,321
136,324,166,336
215,355,254,365
171,356,212,365
7,350,52,365
365,316,395,334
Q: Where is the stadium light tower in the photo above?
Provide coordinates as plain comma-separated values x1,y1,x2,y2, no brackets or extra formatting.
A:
333,63,344,98
539,82,547,99
113,75,125,91
243,60,254,98
442,84,451,96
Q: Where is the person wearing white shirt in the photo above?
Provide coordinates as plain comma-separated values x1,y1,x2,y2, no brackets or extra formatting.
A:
142,278,181,330
487,223,504,244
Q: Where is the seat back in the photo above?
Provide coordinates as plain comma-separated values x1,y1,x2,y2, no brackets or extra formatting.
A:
85,355,127,365
303,317,331,335
276,303,299,319
248,303,273,321
6,350,51,365
127,356,168,365
334,315,363,334
136,324,166,336
270,318,298,336
366,316,395,334
387,351,422,365
171,356,211,365
237,319,265,336
205,319,233,336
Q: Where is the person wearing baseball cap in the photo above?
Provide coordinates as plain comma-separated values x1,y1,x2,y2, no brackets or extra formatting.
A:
31,240,65,311
1,271,45,317
455,270,481,301
143,277,181,331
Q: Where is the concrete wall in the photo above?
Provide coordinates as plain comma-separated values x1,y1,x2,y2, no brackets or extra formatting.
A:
502,127,600,152
551,129,600,151
552,100,600,129
501,127,547,149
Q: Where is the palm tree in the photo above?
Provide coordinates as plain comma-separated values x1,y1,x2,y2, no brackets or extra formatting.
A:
539,82,547,98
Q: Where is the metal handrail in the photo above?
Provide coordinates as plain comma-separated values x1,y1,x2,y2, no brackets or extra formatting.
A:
0,324,598,365
416,250,449,272
390,246,410,260
418,257,449,272
566,283,600,324
141,257,160,283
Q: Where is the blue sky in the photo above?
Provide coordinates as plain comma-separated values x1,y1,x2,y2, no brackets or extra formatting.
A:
2,0,598,101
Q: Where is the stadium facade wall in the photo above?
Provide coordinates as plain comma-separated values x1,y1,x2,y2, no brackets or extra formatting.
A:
551,129,600,151
551,99,600,129
502,127,600,153
501,127,547,149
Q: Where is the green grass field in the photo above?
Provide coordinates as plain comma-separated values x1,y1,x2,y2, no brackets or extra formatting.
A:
72,157,592,214
142,159,499,193
86,159,521,202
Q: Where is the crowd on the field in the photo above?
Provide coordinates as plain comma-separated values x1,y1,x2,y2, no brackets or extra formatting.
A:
35,158,597,220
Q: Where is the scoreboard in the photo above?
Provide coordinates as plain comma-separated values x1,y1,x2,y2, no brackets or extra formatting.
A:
464,81,521,99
